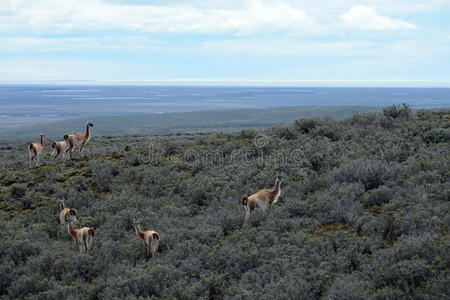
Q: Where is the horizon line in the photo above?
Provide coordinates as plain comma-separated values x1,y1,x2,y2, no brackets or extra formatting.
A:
1,79,450,88
1,79,450,82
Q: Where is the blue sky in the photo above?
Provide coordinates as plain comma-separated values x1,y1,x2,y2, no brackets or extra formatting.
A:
1,0,450,86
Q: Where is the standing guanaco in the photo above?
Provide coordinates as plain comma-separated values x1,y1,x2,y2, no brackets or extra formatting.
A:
132,219,160,257
241,176,283,220
66,214,96,253
65,121,94,158
59,200,77,225
28,133,45,167
51,135,69,159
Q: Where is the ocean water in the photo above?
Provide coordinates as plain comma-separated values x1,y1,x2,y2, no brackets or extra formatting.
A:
0,85,449,129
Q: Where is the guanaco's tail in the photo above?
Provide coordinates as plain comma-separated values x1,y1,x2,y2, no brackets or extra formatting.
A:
153,232,160,240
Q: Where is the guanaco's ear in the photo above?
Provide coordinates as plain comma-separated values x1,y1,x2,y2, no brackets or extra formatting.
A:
59,200,65,211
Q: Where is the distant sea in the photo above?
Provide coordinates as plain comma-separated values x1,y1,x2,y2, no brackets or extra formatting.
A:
0,85,449,129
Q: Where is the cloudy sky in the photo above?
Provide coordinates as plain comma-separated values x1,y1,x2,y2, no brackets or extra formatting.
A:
1,0,450,85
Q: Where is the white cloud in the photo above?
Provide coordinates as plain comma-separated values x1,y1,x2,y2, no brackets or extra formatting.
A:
340,5,416,30
200,39,375,56
0,36,170,53
0,0,315,34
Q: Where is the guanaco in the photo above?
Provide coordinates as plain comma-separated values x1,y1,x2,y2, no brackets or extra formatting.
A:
65,121,94,158
28,133,45,167
66,214,96,253
59,200,77,225
241,176,283,220
132,219,160,257
51,135,69,159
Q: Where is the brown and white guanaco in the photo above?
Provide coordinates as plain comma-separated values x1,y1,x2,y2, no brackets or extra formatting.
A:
132,219,160,257
28,133,45,167
241,176,283,220
51,135,69,159
66,214,96,253
65,121,94,158
59,200,77,225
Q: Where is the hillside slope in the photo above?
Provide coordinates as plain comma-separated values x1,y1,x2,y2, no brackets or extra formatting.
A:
0,107,449,299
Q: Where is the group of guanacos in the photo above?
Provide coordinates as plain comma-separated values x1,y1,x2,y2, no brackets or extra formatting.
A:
31,120,283,256
28,121,94,167
58,178,283,256
59,200,160,256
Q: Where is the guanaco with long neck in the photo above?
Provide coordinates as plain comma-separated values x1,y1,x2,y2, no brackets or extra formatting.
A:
66,214,96,253
59,199,77,225
133,219,160,257
241,176,283,220
51,135,69,159
28,133,45,167
65,121,94,158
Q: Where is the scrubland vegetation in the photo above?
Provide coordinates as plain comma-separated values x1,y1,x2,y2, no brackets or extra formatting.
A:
0,105,449,299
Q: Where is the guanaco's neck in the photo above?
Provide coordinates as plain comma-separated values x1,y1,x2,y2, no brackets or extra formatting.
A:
272,179,281,194
85,124,90,138
68,224,78,238
134,224,145,240
40,135,44,146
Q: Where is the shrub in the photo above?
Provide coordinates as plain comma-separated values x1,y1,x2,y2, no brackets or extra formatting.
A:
331,159,389,191
383,103,412,119
324,274,369,299
89,159,119,192
293,118,319,133
422,128,450,143
8,184,26,199
361,186,393,206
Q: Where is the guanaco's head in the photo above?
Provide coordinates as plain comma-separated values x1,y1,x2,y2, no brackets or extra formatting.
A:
87,121,94,127
241,195,249,206
69,208,78,217
132,218,140,229
40,133,45,137
65,213,76,225
276,175,283,184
